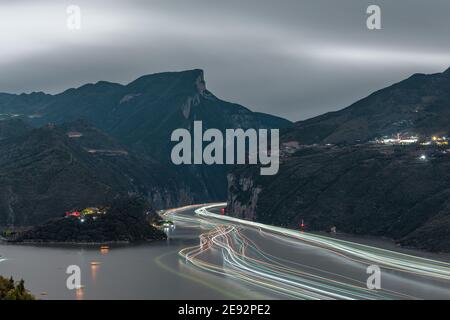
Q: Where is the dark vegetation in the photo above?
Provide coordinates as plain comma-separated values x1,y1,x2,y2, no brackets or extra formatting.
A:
0,70,290,226
228,68,450,252
12,196,166,243
0,276,35,300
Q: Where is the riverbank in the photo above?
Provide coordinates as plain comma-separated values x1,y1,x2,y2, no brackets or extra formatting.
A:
314,231,450,263
5,196,167,244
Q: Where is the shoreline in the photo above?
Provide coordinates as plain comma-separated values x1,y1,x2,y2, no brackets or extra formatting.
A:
0,237,166,247
310,230,450,262
3,223,448,262
207,207,450,262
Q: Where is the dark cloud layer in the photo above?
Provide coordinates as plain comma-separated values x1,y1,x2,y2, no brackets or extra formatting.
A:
0,0,449,121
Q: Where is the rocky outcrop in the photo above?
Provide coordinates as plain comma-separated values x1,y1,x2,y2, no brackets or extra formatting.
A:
149,187,195,209
227,173,261,221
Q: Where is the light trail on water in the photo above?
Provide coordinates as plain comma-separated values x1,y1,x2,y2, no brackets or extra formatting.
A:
165,204,450,300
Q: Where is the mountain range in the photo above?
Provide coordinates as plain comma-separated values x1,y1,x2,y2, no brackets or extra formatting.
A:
0,69,289,159
2,66,450,252
0,120,196,225
284,67,450,144
0,70,290,225
228,67,450,252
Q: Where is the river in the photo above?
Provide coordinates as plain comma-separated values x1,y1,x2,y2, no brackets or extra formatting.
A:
0,207,278,300
1,205,449,300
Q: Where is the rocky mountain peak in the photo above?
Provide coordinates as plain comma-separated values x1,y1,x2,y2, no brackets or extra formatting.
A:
444,66,450,75
195,70,207,95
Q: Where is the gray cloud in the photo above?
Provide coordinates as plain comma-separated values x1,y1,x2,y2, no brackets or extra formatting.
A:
0,0,449,121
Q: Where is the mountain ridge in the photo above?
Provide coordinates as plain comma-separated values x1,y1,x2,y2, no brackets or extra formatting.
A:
0,69,291,222
0,119,196,226
228,67,450,253
283,67,450,145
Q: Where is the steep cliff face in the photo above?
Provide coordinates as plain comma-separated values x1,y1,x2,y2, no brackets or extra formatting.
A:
227,173,261,221
148,186,194,209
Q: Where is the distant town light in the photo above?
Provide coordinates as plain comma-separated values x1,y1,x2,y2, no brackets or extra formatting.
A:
67,131,83,138
419,155,427,160
375,134,419,145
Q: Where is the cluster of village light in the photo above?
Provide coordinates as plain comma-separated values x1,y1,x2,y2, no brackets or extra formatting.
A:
65,207,107,223
373,134,449,161
374,133,448,146
422,136,449,146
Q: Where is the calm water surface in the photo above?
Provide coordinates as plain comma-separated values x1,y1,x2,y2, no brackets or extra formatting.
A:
0,225,273,300
1,208,449,300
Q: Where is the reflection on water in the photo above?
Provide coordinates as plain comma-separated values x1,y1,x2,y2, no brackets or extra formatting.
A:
76,287,84,300
0,225,273,300
1,217,449,300
90,263,100,282
100,246,109,255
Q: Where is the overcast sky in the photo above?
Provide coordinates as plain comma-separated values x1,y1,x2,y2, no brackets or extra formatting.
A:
1,0,449,121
